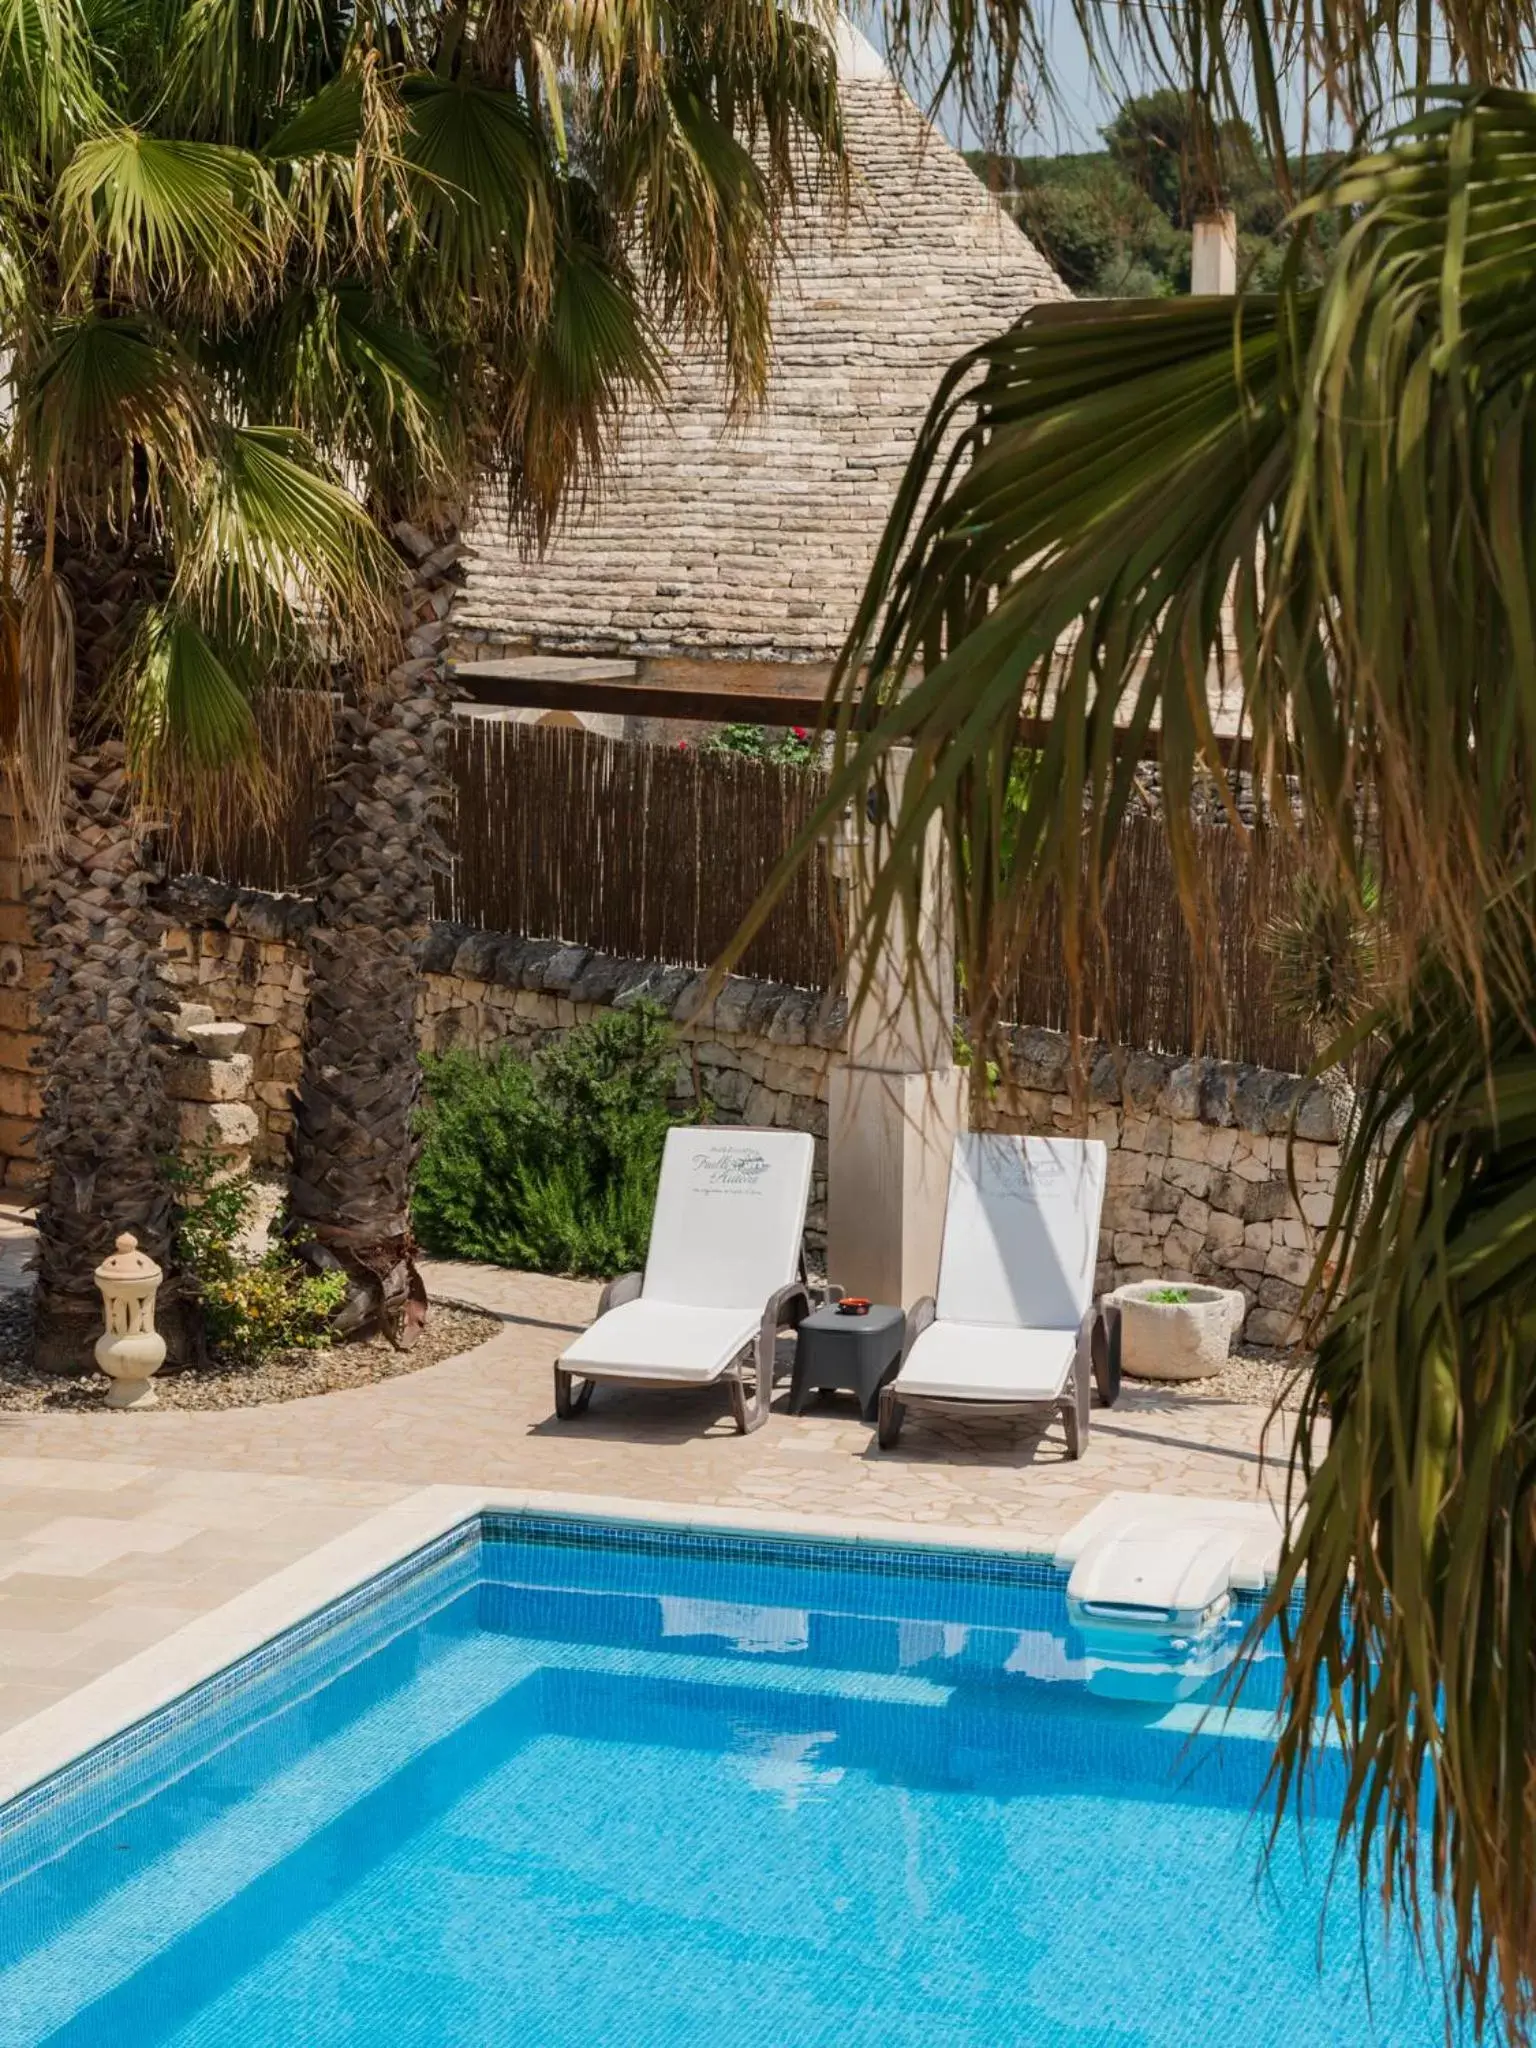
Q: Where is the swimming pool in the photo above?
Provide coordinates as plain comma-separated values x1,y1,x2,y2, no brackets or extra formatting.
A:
0,1513,1449,2046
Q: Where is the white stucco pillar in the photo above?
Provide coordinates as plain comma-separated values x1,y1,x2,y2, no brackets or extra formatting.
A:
1191,211,1238,296
826,762,964,1308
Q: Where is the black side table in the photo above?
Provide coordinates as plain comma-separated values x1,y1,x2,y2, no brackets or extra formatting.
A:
790,1303,905,1423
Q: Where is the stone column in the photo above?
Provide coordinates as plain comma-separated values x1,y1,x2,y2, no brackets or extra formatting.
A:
1191,211,1238,295
826,763,964,1307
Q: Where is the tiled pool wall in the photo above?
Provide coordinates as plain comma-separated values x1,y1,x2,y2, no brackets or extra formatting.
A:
0,1509,1304,1894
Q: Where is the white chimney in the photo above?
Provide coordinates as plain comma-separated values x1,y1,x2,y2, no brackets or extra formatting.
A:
1191,211,1238,295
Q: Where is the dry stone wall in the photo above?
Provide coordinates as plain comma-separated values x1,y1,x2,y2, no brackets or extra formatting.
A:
1,875,1342,1343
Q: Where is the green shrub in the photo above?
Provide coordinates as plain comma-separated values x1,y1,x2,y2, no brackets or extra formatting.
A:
1144,1285,1193,1304
413,1002,697,1275
169,1151,348,1362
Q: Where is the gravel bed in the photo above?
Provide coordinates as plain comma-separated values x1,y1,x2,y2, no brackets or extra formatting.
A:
0,1294,502,1412
1121,1345,1312,1408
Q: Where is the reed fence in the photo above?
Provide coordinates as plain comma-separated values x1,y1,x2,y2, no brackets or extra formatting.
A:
999,811,1315,1075
437,719,839,988
189,716,1316,1073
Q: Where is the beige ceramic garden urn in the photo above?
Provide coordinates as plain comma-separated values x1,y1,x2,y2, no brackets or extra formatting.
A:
94,1234,167,1408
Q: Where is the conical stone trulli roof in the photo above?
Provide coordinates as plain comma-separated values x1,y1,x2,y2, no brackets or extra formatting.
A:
456,26,1068,665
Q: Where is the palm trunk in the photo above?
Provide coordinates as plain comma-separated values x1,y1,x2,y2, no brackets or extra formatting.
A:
285,520,459,1340
28,746,187,1370
27,530,194,1372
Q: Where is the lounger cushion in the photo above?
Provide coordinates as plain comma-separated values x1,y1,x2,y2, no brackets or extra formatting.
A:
936,1134,1106,1332
895,1320,1077,1403
643,1127,814,1311
561,1299,759,1382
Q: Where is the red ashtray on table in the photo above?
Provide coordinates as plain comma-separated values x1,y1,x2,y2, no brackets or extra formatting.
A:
836,1297,872,1317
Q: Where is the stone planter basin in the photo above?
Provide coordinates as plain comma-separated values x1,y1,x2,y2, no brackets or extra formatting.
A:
1107,1280,1246,1383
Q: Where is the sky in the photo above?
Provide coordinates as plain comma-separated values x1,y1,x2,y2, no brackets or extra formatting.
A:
851,2,1429,158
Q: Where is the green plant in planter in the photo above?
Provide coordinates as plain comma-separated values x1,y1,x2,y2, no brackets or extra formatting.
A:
169,1152,347,1363
414,1003,702,1276
1143,1285,1193,1304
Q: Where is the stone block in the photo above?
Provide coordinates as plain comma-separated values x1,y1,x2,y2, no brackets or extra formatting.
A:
1206,1209,1244,1248
1206,1127,1238,1172
1244,1306,1300,1347
1196,1065,1236,1127
744,1083,779,1125
1209,1172,1247,1218
1088,1051,1122,1104
1170,1122,1208,1163
166,1052,254,1103
173,1001,217,1035
1294,1083,1339,1142
1242,1178,1293,1223
540,945,590,996
1301,1190,1334,1230
1121,1049,1167,1112
419,923,466,976
1163,1157,1211,1199
766,988,816,1047
1265,1245,1312,1286
184,1019,247,1059
1258,1274,1304,1313
177,1099,259,1151
1263,1077,1304,1135
1106,1149,1148,1189
1160,1060,1203,1121
1011,1025,1070,1093
1162,1223,1203,1267
1145,1178,1183,1215
0,1069,38,1119
1217,1243,1267,1276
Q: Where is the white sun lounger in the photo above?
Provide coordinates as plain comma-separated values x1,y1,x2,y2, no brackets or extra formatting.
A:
555,1126,815,1434
877,1133,1115,1458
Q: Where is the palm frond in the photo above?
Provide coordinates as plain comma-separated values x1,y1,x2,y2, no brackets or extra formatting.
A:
0,0,103,170
401,71,554,310
729,292,1305,1044
173,423,398,670
55,129,288,314
500,219,663,538
1270,923,1536,2044
160,0,333,142
19,312,205,526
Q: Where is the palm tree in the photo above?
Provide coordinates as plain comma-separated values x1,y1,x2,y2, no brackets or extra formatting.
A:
234,2,850,1339
742,62,1536,2040
0,5,400,1367
0,1,847,1352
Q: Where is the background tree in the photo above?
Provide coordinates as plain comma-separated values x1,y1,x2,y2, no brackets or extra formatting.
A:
971,90,1340,297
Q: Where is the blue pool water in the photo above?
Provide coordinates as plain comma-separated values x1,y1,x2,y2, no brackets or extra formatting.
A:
0,1516,1450,2046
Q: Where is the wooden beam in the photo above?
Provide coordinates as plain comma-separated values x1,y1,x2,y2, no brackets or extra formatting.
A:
449,654,831,726
448,654,1256,767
